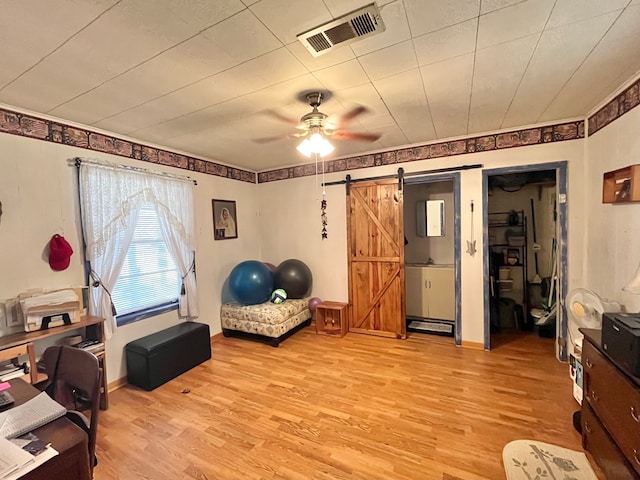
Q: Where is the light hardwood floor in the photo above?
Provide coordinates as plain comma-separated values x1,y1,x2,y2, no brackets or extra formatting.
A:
94,327,589,480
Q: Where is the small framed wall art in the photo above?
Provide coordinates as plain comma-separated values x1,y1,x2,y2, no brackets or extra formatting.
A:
212,199,238,240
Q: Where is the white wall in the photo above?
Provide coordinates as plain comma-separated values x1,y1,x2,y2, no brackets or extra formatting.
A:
258,140,586,344
585,105,640,312
256,174,349,303
0,133,260,382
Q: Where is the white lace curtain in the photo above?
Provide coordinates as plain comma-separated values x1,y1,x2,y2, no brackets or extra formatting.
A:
79,159,199,338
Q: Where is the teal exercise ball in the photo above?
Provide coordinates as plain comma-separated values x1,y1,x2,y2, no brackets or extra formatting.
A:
228,260,274,305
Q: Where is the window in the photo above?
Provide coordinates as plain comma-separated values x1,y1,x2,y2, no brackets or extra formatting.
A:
111,204,182,324
79,159,199,338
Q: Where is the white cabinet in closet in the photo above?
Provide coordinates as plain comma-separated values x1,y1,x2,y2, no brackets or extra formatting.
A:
405,266,454,321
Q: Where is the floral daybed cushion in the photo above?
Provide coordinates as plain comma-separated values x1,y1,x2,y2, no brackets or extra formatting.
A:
221,298,311,338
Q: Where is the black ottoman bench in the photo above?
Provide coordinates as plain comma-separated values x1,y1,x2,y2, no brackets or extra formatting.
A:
125,322,211,391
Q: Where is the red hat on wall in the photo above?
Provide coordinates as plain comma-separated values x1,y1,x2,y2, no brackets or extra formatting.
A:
48,234,74,271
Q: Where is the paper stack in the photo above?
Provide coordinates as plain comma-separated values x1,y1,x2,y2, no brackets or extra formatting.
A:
0,435,58,480
0,365,27,383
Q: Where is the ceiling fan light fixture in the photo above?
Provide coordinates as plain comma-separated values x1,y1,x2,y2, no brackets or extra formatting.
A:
296,138,312,157
296,133,334,157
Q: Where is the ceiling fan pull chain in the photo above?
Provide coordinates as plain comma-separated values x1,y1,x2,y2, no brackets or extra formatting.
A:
322,153,326,196
315,153,319,200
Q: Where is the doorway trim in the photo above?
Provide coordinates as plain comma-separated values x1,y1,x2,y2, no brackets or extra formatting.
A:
405,172,462,345
482,161,568,360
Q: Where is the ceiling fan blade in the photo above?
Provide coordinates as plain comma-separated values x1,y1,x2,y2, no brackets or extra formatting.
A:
252,134,290,144
335,105,368,128
332,130,381,142
263,109,303,128
253,132,307,143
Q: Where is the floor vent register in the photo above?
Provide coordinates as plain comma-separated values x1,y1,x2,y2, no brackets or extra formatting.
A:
407,319,454,337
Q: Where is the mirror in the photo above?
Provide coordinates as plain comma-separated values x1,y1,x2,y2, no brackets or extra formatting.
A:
426,200,445,237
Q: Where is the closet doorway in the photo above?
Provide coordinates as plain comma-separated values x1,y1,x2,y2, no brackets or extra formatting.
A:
404,174,461,345
482,162,568,360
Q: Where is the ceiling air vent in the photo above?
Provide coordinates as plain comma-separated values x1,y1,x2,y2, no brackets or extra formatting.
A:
297,3,385,57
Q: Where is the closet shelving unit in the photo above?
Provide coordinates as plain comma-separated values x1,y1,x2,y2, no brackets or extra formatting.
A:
488,210,528,322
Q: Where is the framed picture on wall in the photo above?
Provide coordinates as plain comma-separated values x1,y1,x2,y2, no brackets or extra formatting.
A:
212,199,238,240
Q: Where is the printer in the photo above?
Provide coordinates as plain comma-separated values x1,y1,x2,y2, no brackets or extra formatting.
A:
602,312,640,376
18,288,82,332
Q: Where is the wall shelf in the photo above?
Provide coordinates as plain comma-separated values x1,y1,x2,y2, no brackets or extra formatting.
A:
603,164,640,203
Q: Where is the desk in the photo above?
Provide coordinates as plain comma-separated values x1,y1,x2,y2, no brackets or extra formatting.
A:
5,379,91,480
580,329,640,479
0,315,108,410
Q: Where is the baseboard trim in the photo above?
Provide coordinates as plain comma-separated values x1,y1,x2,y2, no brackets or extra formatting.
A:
461,340,485,350
108,376,128,393
210,332,224,343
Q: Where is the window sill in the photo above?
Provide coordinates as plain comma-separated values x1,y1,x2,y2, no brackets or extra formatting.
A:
116,301,179,327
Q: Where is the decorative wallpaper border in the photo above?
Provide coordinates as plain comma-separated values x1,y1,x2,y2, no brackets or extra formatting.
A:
0,106,256,184
588,77,640,136
257,121,584,183
9,75,640,186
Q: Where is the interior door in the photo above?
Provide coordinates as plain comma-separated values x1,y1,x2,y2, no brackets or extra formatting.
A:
347,179,406,338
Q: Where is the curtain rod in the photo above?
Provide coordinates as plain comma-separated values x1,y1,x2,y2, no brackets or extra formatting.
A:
72,157,197,185
322,163,483,187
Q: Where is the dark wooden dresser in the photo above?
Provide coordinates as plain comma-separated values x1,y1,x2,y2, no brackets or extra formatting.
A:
581,328,640,479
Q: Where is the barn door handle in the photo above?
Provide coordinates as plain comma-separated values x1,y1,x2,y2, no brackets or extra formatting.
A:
631,406,640,423
585,358,593,368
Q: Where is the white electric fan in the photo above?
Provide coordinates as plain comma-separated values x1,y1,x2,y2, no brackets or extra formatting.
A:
565,289,620,411
565,288,619,354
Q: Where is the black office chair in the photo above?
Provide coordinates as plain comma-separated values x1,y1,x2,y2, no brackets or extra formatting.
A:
41,345,101,475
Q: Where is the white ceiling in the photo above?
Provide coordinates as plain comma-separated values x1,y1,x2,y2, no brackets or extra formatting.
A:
1,0,639,172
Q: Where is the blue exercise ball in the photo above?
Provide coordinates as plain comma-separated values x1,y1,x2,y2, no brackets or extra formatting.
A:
220,276,236,304
274,259,312,299
228,260,274,305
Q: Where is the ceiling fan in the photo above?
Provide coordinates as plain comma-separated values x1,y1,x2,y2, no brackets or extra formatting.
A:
254,91,381,154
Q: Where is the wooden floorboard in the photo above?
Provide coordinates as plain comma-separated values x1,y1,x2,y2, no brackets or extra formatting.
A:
94,327,594,480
